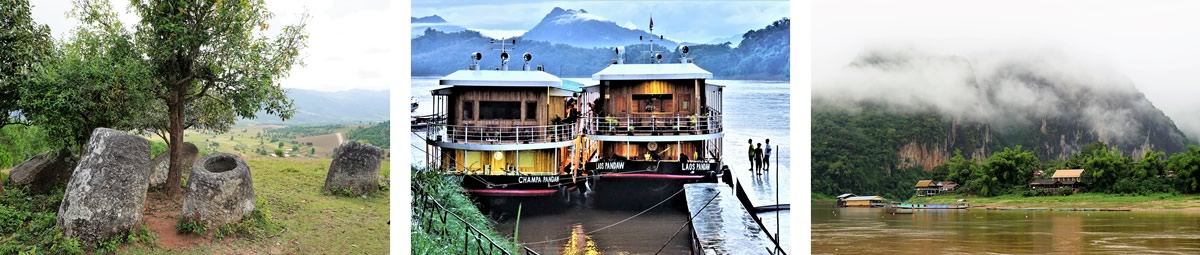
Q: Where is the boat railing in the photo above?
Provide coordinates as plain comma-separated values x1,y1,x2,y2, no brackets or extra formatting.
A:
583,113,722,136
427,123,578,145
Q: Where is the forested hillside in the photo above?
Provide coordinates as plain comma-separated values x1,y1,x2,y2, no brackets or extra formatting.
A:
812,48,1194,200
348,121,390,148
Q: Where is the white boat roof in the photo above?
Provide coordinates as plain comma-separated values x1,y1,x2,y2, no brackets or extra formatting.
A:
439,70,563,87
592,63,713,80
843,196,885,201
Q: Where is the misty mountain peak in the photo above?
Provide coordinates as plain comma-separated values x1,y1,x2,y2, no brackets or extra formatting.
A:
412,15,447,24
524,7,674,48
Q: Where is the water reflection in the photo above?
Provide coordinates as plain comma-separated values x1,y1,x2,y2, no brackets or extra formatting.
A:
813,203,1200,254
559,224,601,255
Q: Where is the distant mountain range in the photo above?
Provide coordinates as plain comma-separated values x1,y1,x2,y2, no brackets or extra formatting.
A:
411,8,789,80
243,89,389,125
521,8,678,48
411,15,466,38
707,34,743,47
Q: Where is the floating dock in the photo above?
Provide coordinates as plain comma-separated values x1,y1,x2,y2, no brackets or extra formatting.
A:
684,183,780,255
726,159,790,252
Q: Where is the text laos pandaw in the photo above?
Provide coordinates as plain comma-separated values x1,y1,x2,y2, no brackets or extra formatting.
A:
425,49,585,203
580,43,726,198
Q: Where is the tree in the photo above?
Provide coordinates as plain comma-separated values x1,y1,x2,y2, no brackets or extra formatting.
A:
1134,149,1166,179
1,0,52,128
1083,146,1132,193
1169,146,1200,193
983,145,1039,190
129,0,309,198
20,2,156,150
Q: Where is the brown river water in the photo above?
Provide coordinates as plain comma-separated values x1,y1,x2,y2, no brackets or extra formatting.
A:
812,203,1200,254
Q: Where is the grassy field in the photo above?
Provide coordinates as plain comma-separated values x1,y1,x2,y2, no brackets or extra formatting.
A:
908,193,1200,210
293,133,344,157
2,124,390,254
122,156,391,254
176,124,378,159
131,125,391,254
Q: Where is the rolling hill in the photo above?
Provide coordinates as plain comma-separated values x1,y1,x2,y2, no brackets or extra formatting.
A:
243,89,389,125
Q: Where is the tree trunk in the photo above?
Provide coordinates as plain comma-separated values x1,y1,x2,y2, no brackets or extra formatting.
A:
164,95,186,199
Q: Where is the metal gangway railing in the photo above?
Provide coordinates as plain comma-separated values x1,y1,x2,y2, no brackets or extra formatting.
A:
583,112,722,136
412,182,541,255
426,123,578,145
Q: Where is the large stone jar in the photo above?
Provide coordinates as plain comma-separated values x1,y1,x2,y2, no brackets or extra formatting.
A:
148,142,199,190
8,149,75,193
323,141,383,196
182,153,256,226
57,128,151,244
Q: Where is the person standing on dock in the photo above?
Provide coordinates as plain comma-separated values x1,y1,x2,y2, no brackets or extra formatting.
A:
763,139,772,172
754,143,764,175
748,139,757,173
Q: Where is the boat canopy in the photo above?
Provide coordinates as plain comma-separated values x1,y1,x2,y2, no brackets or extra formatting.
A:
434,70,580,96
591,63,713,80
439,70,564,87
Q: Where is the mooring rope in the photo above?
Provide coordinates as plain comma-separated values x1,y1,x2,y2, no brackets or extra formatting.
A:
519,187,685,245
654,189,721,255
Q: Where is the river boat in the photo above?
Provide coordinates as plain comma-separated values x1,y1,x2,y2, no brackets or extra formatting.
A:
422,45,583,203
579,22,724,201
895,202,970,209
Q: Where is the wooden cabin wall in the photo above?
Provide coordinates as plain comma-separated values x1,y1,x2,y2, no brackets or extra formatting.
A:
601,79,704,117
450,87,556,126
599,141,703,161
548,96,566,121
445,149,558,175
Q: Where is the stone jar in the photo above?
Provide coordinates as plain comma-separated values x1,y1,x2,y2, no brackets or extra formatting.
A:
182,153,256,226
57,128,151,244
148,142,199,190
323,141,384,196
8,149,75,193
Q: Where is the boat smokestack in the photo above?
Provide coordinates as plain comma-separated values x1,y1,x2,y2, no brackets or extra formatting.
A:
678,45,691,64
522,52,533,71
469,52,482,70
613,47,624,64
500,51,509,71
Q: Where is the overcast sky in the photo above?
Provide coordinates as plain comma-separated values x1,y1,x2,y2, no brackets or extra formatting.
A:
411,0,790,43
815,0,1200,140
30,0,396,92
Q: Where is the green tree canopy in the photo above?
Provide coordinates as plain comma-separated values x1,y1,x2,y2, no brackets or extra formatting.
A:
20,1,155,149
0,0,52,128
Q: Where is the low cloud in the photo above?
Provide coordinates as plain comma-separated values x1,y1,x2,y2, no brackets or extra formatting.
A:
814,46,1164,144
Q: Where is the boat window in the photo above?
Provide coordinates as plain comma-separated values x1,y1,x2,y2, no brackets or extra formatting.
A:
463,101,475,120
479,101,522,120
632,94,674,113
525,101,537,121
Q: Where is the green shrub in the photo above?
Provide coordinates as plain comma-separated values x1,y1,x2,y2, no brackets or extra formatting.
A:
411,167,516,254
176,218,207,235
216,199,283,240
0,186,83,254
0,125,53,169
149,141,168,158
